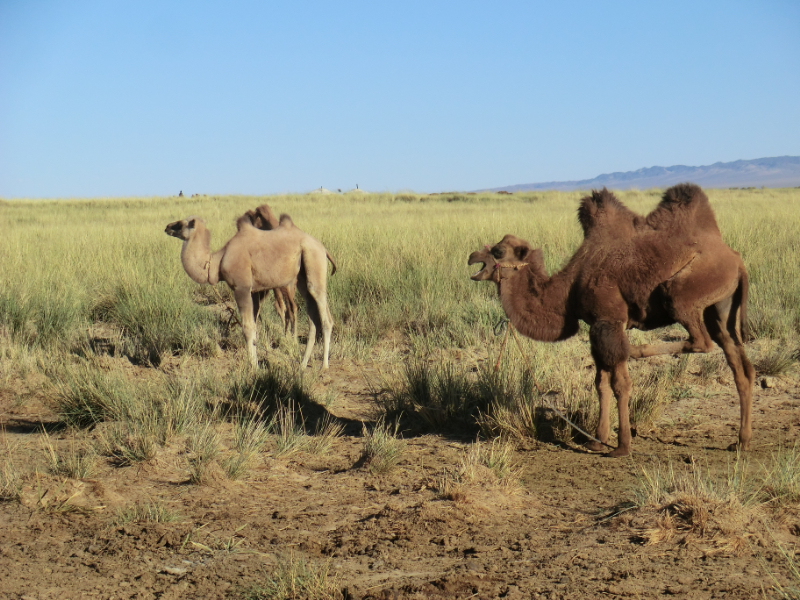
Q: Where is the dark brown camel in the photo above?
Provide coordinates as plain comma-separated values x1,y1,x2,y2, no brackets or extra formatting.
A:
243,205,338,338
468,183,754,457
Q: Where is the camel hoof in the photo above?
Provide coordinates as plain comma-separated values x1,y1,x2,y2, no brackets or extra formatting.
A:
604,447,630,458
584,441,606,452
727,441,750,452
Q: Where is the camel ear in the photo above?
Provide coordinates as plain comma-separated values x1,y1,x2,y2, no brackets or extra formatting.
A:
514,243,534,262
187,219,195,229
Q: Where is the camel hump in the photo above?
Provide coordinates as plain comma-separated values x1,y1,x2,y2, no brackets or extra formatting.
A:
661,182,707,207
235,213,257,232
646,183,719,232
577,188,642,237
254,204,280,229
240,205,280,231
278,213,295,228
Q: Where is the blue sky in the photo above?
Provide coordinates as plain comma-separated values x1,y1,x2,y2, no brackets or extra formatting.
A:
1,1,798,198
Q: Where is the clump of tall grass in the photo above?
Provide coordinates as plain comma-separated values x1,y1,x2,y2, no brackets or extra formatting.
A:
360,418,406,473
272,403,310,458
697,353,727,383
382,357,540,434
629,364,671,431
113,500,181,525
762,444,800,505
631,455,764,554
97,419,160,466
437,438,520,501
754,343,797,376
186,420,222,484
50,362,206,436
305,415,345,455
223,415,271,479
41,430,98,479
244,552,341,600
0,289,84,349
228,363,317,421
49,362,132,427
49,362,210,467
91,282,220,365
1,436,23,501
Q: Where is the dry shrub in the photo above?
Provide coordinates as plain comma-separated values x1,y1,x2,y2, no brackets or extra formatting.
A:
754,342,797,376
360,417,406,473
629,365,671,431
632,456,765,555
437,438,520,502
244,552,342,600
697,352,727,383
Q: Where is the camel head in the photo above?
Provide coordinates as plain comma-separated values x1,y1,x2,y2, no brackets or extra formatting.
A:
165,217,201,241
468,234,543,282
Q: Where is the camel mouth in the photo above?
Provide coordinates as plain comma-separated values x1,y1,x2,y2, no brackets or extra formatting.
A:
468,249,495,281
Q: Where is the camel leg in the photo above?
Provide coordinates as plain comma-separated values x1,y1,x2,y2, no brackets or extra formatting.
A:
284,282,298,340
629,309,714,358
589,321,633,457
704,297,755,451
273,288,287,332
252,290,268,322
235,288,258,368
608,361,634,458
297,272,318,368
586,368,613,452
297,271,333,369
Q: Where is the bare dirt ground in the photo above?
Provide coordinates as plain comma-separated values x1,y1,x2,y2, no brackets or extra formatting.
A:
1,351,799,600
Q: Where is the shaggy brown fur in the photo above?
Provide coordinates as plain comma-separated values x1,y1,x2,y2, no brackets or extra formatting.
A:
165,214,334,369
468,183,754,457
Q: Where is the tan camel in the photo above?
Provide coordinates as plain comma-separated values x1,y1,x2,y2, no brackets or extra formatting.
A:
242,204,338,338
165,213,334,369
239,205,298,337
468,183,754,457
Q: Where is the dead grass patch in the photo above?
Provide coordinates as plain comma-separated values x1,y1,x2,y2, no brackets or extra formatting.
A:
631,455,766,555
243,552,342,600
437,438,521,502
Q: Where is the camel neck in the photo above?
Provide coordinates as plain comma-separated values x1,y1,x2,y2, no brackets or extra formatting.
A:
181,226,214,285
498,263,579,342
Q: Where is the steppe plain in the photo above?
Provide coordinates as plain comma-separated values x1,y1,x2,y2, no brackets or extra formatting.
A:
1,188,799,599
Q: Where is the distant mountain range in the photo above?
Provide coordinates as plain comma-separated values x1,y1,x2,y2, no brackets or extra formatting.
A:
489,156,800,192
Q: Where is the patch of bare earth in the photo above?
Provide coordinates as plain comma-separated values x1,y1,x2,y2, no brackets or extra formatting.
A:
1,355,799,600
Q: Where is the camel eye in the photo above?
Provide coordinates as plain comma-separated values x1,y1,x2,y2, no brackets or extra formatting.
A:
491,247,503,259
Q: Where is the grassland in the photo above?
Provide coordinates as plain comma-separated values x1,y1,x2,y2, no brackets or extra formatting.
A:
1,187,800,598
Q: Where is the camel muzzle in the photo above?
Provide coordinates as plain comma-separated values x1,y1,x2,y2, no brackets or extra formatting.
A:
468,249,494,281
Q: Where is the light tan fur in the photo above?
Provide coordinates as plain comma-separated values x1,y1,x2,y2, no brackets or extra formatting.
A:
165,215,334,369
243,204,338,338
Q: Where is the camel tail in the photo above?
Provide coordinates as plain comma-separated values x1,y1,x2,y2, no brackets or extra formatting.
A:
326,251,337,276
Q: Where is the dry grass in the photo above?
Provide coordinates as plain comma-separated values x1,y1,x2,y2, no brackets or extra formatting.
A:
437,438,520,502
631,455,766,555
360,417,406,474
41,430,98,479
244,552,342,600
0,433,23,501
113,500,182,525
186,421,222,484
754,343,798,376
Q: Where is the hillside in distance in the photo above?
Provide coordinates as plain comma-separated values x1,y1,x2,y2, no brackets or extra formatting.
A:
490,156,800,192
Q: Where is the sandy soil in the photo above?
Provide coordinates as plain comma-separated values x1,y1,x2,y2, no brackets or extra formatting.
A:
1,352,799,600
